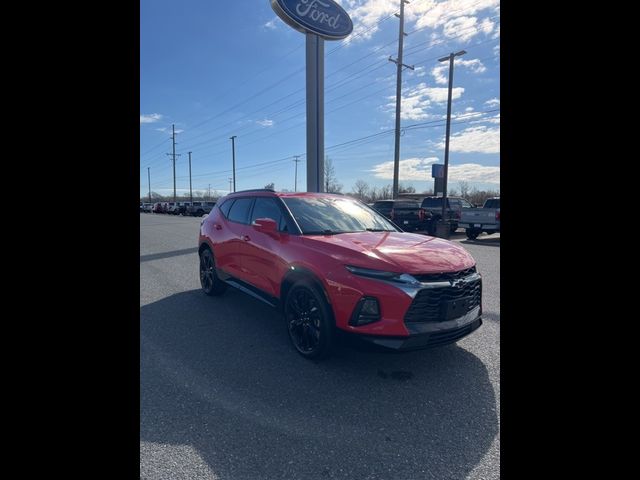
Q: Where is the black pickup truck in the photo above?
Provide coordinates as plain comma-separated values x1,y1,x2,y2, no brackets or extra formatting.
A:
371,200,430,231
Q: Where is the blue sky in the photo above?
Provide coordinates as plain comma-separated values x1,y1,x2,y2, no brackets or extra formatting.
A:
140,0,500,198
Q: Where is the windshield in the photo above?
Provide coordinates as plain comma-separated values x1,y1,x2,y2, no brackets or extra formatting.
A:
283,196,399,234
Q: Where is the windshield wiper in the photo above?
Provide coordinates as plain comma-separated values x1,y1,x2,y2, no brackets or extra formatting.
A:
365,228,394,232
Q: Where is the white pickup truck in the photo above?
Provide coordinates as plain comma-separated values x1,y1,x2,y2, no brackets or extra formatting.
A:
459,197,500,240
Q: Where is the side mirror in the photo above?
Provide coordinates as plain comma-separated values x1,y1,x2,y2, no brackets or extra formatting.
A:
253,217,278,234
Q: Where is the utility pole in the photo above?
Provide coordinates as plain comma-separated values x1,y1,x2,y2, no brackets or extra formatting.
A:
389,0,414,199
229,135,237,192
188,151,193,203
293,155,301,192
438,50,466,233
166,124,181,202
228,177,233,193
147,167,151,203
208,184,211,200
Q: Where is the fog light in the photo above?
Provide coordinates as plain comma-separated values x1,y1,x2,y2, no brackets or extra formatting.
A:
349,297,381,326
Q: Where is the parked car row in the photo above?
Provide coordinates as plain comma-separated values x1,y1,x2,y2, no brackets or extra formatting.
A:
140,201,217,217
370,196,477,235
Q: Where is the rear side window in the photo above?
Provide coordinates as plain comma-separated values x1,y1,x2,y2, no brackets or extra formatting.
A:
422,198,441,208
227,197,254,224
394,202,420,208
373,202,393,212
484,198,500,208
250,197,283,229
218,199,234,218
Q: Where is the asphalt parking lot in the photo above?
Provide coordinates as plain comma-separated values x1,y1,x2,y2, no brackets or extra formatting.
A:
140,213,500,480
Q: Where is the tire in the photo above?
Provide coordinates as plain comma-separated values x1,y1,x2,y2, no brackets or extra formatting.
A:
466,228,480,240
450,223,458,234
284,282,335,360
427,218,438,236
199,248,227,296
197,209,204,217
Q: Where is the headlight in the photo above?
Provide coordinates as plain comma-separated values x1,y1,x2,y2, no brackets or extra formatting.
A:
345,265,420,285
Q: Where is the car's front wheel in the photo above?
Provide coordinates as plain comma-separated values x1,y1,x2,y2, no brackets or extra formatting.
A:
199,248,227,296
285,283,334,359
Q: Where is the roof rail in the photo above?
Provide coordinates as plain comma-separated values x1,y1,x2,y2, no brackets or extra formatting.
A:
231,188,275,194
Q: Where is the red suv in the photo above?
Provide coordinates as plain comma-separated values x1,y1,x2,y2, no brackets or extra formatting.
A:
198,189,482,359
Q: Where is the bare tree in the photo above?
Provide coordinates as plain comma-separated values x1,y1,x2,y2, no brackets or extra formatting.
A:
458,181,470,199
352,179,369,199
324,156,343,193
398,183,416,194
380,184,392,199
369,186,379,202
264,182,275,190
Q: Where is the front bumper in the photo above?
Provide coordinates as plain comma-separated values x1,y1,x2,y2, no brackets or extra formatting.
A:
351,306,482,351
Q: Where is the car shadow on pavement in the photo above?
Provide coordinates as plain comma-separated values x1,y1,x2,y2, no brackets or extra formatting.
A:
140,289,499,479
460,236,501,247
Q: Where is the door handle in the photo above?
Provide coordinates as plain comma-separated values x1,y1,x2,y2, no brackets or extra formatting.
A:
242,235,251,242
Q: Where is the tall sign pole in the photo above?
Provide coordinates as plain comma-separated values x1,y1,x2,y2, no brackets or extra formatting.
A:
188,151,193,203
306,33,324,192
230,135,237,192
389,0,414,199
270,0,353,192
438,50,466,228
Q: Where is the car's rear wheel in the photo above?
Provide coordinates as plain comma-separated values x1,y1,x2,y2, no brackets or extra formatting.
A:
285,283,334,359
466,228,480,240
427,218,438,236
199,248,227,296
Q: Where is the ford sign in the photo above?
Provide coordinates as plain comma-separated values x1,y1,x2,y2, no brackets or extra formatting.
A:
270,0,353,40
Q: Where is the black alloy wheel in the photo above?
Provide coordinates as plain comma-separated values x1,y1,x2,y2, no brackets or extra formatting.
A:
285,284,334,359
199,248,227,296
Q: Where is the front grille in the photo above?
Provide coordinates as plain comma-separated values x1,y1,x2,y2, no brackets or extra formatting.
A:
404,276,482,323
412,266,476,283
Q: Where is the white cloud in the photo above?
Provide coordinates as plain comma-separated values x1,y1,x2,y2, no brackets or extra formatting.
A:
484,97,500,107
337,0,499,45
465,107,474,112
456,58,486,73
256,119,274,127
339,0,397,42
432,65,448,85
443,16,478,42
370,156,499,184
155,127,166,132
436,125,500,153
479,17,495,34
264,18,278,30
385,83,464,120
422,86,464,103
140,113,162,124
448,163,500,183
431,58,486,84
409,0,500,30
492,22,500,39
371,157,440,180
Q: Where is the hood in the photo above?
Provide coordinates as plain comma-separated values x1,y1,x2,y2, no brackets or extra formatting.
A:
302,232,475,273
